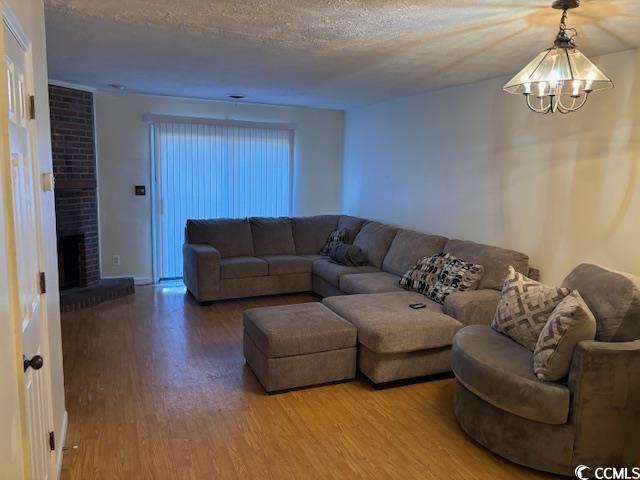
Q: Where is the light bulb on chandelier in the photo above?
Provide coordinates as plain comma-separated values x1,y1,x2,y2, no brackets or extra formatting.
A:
503,0,613,114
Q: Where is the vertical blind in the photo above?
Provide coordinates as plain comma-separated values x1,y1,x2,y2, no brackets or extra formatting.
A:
152,118,293,279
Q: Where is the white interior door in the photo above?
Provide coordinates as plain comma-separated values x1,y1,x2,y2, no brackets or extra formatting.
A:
4,15,55,480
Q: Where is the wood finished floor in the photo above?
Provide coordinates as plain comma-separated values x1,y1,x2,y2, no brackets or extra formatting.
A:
60,286,561,480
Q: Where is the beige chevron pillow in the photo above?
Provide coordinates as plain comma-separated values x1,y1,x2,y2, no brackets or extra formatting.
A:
492,266,570,351
534,291,597,381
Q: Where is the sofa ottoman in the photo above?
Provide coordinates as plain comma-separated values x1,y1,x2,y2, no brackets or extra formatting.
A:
323,291,464,385
243,302,357,393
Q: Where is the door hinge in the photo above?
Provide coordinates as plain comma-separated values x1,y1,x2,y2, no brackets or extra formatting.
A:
28,95,36,120
49,431,55,452
39,272,46,294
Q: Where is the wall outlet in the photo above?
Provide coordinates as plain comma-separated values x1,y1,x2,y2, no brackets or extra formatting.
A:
112,255,121,266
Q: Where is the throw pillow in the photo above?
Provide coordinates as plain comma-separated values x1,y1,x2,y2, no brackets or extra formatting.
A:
492,266,570,351
320,229,347,256
429,255,485,304
399,252,450,297
400,253,484,305
329,244,368,267
533,290,597,381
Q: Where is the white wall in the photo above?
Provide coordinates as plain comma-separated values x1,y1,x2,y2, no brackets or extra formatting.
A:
343,48,640,285
95,93,343,281
2,0,66,476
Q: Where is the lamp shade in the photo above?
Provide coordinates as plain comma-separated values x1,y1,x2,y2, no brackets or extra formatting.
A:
504,46,613,95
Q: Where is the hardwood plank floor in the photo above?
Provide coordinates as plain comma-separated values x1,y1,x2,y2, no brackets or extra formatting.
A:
60,285,560,479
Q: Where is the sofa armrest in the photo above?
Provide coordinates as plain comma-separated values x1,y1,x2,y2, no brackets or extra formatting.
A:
568,339,640,467
183,243,221,302
443,289,501,326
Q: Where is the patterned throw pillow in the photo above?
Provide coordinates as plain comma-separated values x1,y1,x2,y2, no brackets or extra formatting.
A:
533,290,597,381
400,253,484,305
400,252,450,296
492,266,570,351
429,255,485,304
320,229,347,255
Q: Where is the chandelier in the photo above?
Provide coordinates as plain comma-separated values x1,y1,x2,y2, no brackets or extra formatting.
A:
503,0,613,114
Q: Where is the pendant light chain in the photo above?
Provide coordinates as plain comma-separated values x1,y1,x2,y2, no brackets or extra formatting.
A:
555,9,577,48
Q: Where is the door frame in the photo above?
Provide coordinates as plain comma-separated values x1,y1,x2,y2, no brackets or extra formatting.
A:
2,2,56,478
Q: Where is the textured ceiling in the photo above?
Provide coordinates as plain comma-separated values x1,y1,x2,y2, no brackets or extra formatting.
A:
44,0,640,109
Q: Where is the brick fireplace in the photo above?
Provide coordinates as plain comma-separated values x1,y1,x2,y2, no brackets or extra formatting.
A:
49,85,100,289
49,85,133,311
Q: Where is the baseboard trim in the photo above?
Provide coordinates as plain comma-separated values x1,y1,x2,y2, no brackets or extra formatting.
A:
56,410,68,479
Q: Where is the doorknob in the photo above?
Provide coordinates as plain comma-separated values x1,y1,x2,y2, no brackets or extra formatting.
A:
23,354,44,372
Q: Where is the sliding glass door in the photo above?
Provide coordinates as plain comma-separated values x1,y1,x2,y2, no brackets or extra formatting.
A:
151,118,293,280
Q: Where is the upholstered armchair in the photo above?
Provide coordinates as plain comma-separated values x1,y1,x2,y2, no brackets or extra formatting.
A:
452,264,640,475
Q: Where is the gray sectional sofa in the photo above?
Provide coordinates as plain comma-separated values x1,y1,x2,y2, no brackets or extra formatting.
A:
184,214,538,384
185,217,640,474
183,214,536,302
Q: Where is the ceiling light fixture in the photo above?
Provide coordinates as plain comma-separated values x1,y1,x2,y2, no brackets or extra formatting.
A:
503,0,613,114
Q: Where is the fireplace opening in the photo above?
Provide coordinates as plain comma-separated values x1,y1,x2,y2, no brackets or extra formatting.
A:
58,234,84,290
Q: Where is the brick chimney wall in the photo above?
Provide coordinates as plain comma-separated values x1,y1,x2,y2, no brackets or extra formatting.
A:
49,85,100,288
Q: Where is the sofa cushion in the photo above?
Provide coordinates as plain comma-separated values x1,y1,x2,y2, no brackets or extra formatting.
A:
562,263,640,342
443,289,502,327
340,272,404,295
312,258,378,288
323,291,462,354
300,254,328,262
291,215,339,255
186,218,254,257
382,229,448,276
221,256,268,279
337,215,367,243
452,325,571,425
534,291,597,381
244,302,357,358
444,239,529,290
259,255,313,276
492,266,570,351
249,217,296,256
353,222,398,268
